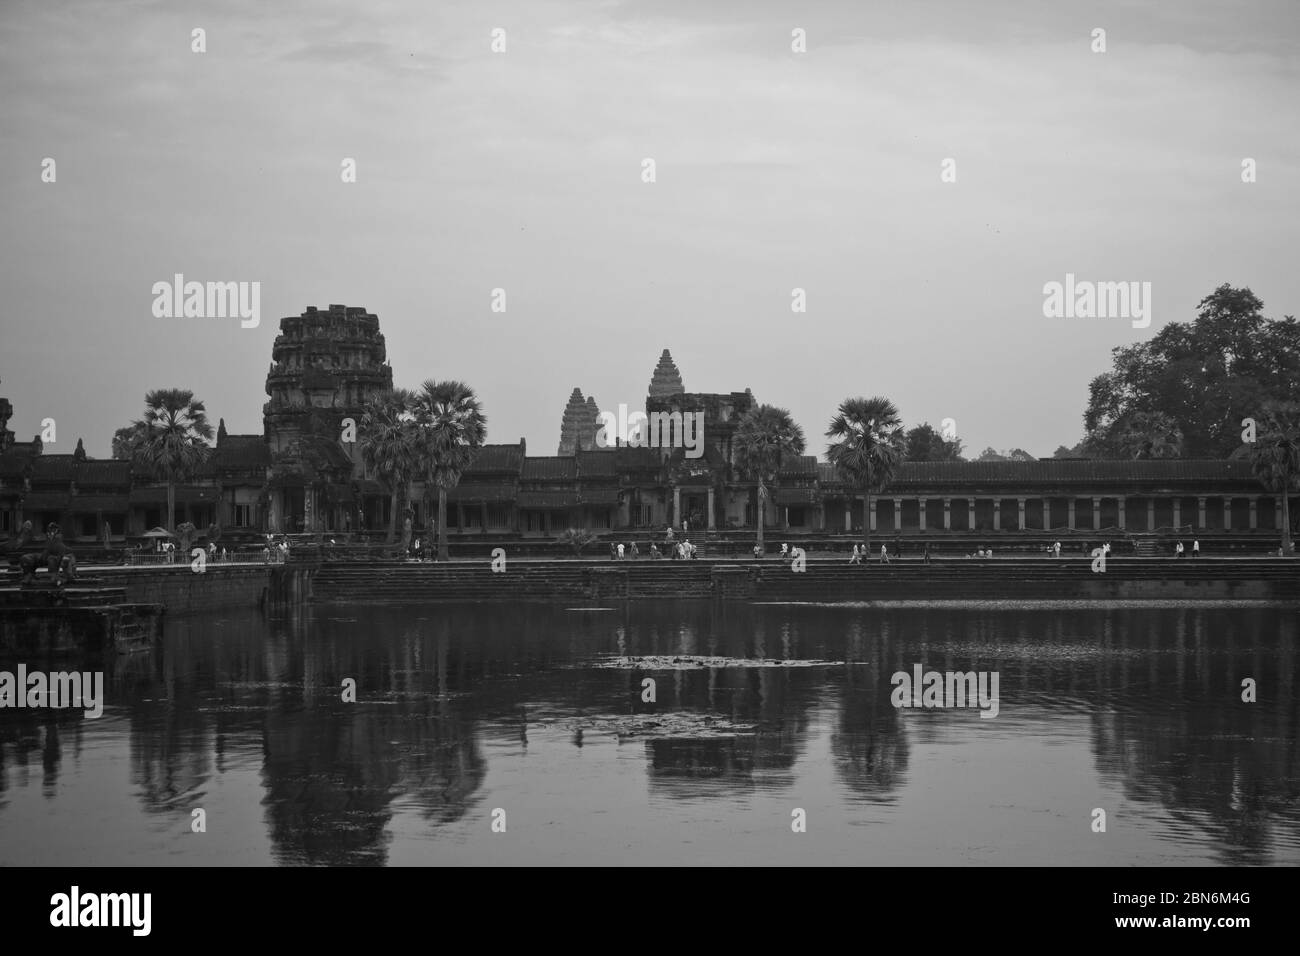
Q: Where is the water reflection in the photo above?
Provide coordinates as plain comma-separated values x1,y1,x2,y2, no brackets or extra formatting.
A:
0,602,1296,865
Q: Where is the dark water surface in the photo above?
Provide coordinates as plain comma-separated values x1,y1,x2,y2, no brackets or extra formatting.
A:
1,602,1297,866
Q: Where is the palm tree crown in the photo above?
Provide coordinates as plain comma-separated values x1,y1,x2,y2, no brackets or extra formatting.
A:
359,387,419,543
1250,400,1300,555
734,405,806,550
413,380,487,560
132,389,214,530
826,396,905,553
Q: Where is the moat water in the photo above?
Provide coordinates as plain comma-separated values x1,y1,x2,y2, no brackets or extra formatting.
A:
1,601,1297,866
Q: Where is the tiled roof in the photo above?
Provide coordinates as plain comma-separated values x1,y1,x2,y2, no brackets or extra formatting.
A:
522,456,577,480
465,443,525,475
579,488,620,505
27,456,132,486
448,481,518,503
211,435,271,469
29,455,79,480
576,449,619,477
615,447,662,471
778,455,818,478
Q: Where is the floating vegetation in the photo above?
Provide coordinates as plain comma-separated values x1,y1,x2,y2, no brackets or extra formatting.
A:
530,711,757,740
583,655,845,670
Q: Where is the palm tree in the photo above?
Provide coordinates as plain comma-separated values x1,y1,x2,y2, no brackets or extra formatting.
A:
359,388,419,544
826,397,906,555
412,380,487,561
734,405,806,552
131,389,214,531
1250,401,1300,556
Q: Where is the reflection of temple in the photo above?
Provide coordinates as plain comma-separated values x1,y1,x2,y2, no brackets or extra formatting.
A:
2,310,1298,541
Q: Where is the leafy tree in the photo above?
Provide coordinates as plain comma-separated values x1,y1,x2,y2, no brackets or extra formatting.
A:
904,423,964,461
734,405,806,551
412,380,487,561
826,397,905,554
1250,401,1300,555
112,422,148,461
1083,285,1299,457
976,447,1006,461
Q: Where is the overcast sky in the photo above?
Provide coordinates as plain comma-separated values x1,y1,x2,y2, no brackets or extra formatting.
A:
2,0,1298,460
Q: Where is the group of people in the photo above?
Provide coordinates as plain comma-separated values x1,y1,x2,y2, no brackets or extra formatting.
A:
606,536,698,560
844,542,932,564
1174,540,1201,558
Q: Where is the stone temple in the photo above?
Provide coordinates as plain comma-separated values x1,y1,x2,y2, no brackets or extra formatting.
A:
0,313,1296,544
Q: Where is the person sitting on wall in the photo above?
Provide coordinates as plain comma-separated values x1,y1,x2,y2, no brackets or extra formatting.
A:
19,523,77,586
1175,541,1185,558
650,542,661,559
665,526,675,545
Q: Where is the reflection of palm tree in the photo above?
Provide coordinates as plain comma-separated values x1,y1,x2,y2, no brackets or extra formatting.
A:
831,634,910,801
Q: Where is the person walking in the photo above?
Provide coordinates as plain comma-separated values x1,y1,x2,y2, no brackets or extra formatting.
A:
849,543,860,565
752,543,762,561
922,542,931,565
1192,539,1200,558
617,542,626,560
1175,541,1185,558
1053,541,1061,558
630,542,639,559
880,543,890,564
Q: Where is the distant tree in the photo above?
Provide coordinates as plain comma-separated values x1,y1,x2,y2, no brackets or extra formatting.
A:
826,397,905,555
976,447,1006,462
734,405,806,552
129,389,214,531
112,422,148,461
1083,285,1299,457
1005,448,1035,462
73,438,87,461
1117,410,1183,459
413,380,487,561
904,423,964,461
1250,401,1300,556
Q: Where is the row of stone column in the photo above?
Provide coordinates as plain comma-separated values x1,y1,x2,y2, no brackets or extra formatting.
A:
830,494,1286,533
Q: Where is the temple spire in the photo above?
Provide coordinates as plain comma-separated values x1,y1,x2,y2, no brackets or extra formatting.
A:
649,349,684,399
558,388,600,455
